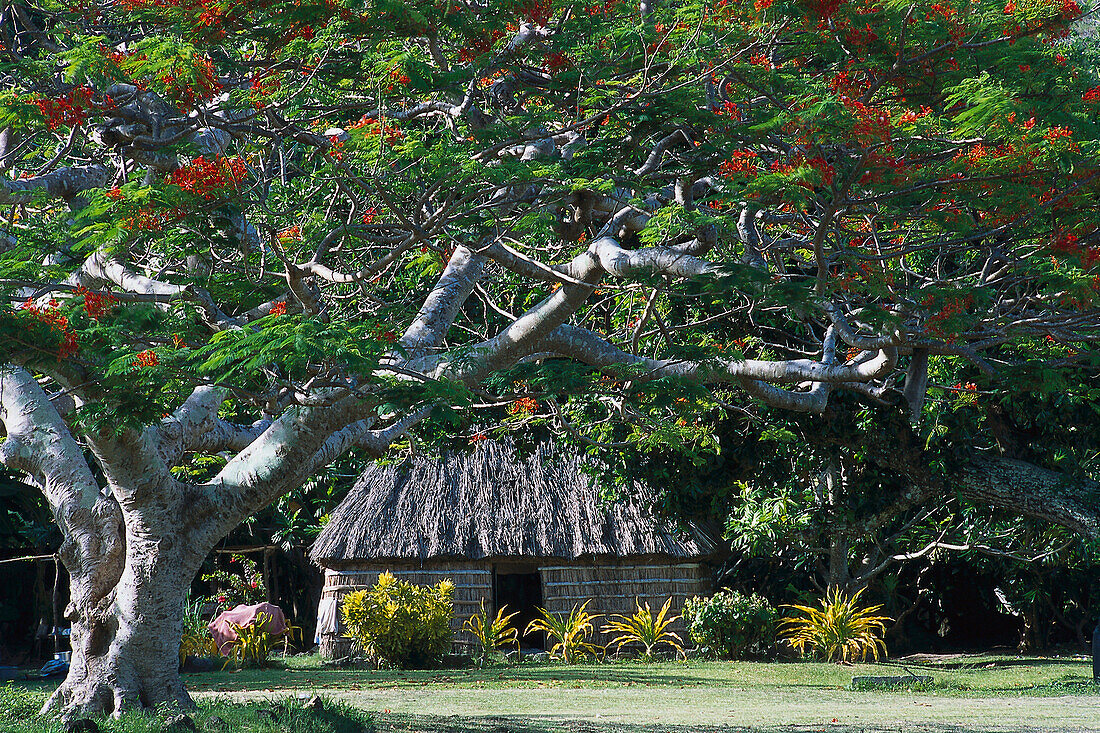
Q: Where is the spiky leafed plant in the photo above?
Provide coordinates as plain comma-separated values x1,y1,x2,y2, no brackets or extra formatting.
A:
525,601,604,664
179,595,218,666
464,599,520,666
778,588,891,663
601,597,684,660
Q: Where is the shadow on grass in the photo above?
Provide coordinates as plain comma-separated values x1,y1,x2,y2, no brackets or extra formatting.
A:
373,712,1091,733
888,656,1089,672
183,665,726,692
919,658,1087,671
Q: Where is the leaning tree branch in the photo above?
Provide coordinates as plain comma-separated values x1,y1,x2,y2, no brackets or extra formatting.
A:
0,365,124,620
957,454,1100,539
0,165,109,205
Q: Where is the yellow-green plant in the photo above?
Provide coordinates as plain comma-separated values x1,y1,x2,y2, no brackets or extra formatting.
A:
223,611,278,668
601,598,684,659
524,600,604,664
279,623,304,656
341,572,454,668
464,599,519,666
778,587,891,663
179,594,218,665
179,628,218,666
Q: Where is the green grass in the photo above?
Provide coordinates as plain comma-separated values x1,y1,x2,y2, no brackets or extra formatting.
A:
0,685,374,733
5,654,1098,733
164,652,1098,697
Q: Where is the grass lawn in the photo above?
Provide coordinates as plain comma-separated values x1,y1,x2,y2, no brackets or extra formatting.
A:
6,654,1099,733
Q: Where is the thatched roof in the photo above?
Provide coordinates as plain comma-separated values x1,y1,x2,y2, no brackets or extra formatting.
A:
311,441,715,564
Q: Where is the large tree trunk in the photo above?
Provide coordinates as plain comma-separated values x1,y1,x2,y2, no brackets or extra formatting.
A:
44,508,203,718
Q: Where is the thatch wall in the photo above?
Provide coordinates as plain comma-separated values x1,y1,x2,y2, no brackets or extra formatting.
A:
318,558,710,657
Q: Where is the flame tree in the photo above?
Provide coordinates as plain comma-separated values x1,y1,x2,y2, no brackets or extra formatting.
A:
1,0,1099,719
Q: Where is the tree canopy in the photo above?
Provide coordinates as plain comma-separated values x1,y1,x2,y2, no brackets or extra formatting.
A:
1,0,1100,719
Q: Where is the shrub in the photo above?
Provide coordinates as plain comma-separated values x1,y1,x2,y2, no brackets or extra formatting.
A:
602,597,684,659
682,589,779,659
778,587,891,663
341,572,454,668
525,600,604,663
201,554,266,612
464,599,519,666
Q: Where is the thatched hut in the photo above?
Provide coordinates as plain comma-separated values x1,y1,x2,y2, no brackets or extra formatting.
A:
311,441,715,658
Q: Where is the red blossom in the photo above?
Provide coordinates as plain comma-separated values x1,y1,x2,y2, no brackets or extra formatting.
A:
270,301,287,316
507,396,540,416
21,299,79,357
1044,126,1072,142
718,150,759,178
133,349,159,368
78,287,118,320
167,156,248,199
33,87,93,131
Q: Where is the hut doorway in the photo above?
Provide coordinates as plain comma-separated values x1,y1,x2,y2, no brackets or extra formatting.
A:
494,569,543,649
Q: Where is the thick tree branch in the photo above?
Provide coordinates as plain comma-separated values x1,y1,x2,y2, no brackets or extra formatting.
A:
400,245,487,357
957,455,1100,539
0,165,109,205
0,366,124,621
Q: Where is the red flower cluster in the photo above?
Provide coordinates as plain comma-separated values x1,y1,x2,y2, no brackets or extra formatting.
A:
348,116,404,145
121,206,187,232
77,287,119,320
803,0,845,21
159,56,221,109
250,70,282,96
951,381,979,405
1044,126,1073,143
458,29,504,63
361,207,379,224
544,52,572,73
1050,233,1100,270
898,106,933,124
363,325,398,343
923,294,974,338
518,0,553,25
718,150,759,178
1083,86,1100,102
507,397,539,416
270,301,288,316
584,0,621,15
711,98,742,120
33,87,94,131
167,156,248,199
21,299,79,357
133,350,159,368
835,95,892,143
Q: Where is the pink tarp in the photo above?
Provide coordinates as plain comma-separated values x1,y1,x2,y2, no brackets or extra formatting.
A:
208,602,288,656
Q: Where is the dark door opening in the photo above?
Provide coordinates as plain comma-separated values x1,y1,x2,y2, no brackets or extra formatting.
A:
494,571,543,650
